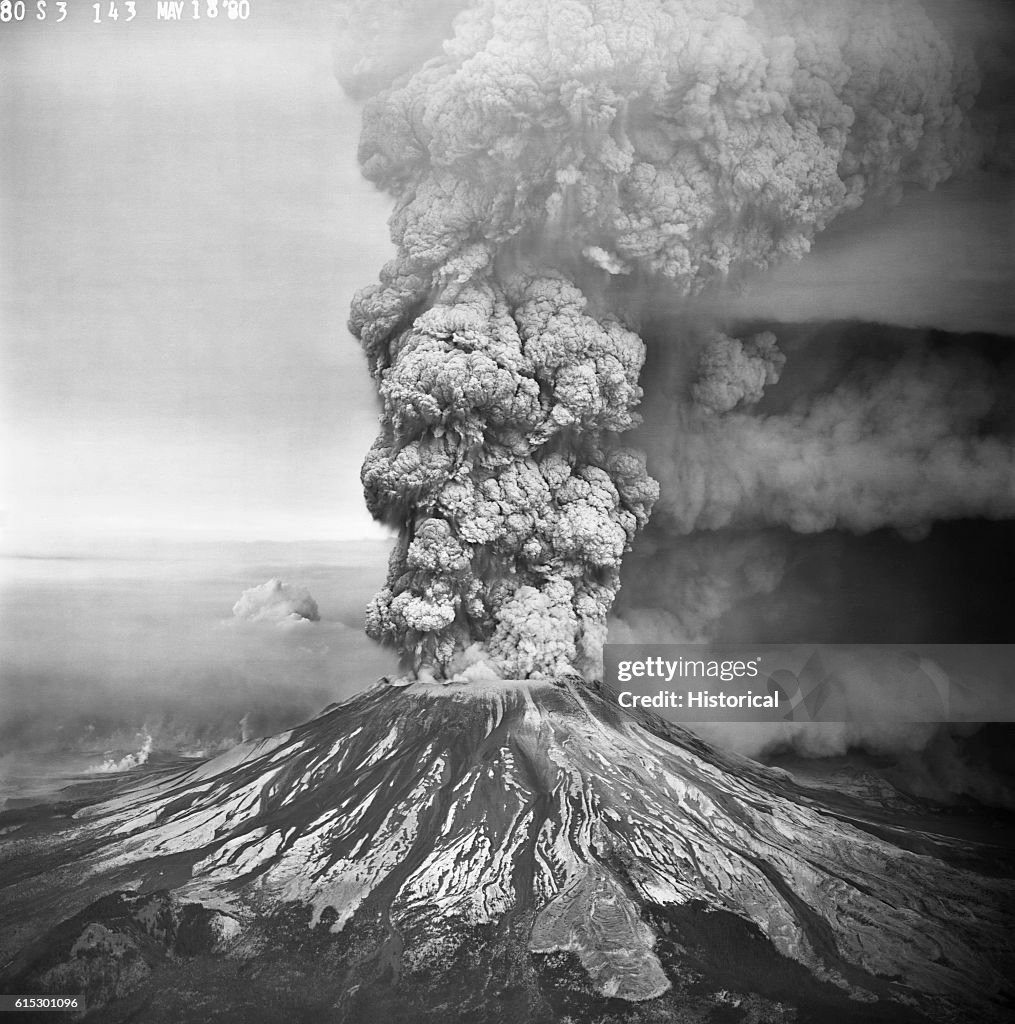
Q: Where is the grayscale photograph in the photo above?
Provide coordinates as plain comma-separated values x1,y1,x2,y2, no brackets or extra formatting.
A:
1,0,1014,1021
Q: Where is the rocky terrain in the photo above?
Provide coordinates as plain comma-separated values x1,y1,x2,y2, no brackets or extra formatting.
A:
1,677,1012,1023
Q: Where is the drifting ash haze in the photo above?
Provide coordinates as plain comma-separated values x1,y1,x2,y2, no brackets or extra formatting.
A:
2,1,1015,1022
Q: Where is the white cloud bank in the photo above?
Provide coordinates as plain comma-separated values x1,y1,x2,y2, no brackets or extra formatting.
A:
232,579,321,626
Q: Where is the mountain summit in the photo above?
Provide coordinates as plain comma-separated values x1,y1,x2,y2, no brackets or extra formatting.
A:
2,678,1013,1023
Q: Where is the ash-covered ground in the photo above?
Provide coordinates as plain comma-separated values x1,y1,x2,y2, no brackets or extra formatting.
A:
0,541,397,807
1,678,1013,1024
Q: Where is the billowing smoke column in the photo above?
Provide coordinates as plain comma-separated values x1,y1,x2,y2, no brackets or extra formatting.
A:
358,273,656,677
340,0,988,680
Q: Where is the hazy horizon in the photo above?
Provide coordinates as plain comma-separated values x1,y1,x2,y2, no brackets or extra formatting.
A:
0,0,393,554
0,538,397,780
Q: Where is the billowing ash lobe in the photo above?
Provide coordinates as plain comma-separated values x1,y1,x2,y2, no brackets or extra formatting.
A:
650,339,1015,536
357,274,656,678
341,0,987,680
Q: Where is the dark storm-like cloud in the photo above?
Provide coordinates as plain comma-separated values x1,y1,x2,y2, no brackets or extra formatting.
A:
339,0,1005,681
645,340,1015,535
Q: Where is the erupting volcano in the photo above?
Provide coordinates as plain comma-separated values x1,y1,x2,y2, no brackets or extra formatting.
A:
342,0,1015,678
3,679,1014,1022
2,0,1014,1021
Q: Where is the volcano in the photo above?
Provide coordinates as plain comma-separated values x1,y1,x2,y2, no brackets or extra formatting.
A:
1,677,1012,1023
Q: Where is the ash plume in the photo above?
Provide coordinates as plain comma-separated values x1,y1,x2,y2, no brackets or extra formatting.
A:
610,530,788,643
647,339,1015,535
359,274,655,678
691,328,784,415
341,0,1002,680
232,579,321,625
84,730,155,774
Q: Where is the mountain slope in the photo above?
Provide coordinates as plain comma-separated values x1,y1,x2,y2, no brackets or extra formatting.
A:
1,677,1013,1023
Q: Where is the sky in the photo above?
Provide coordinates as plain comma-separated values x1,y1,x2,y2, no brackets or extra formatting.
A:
0,0,394,552
697,173,1015,335
3,1,1013,556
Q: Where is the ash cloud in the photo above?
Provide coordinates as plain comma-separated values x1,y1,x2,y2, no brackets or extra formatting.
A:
643,337,1015,536
693,721,1015,810
610,530,788,644
233,579,321,625
341,0,1008,682
889,725,1015,808
698,175,1015,336
359,275,655,678
692,329,784,415
86,730,154,774
0,550,397,770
